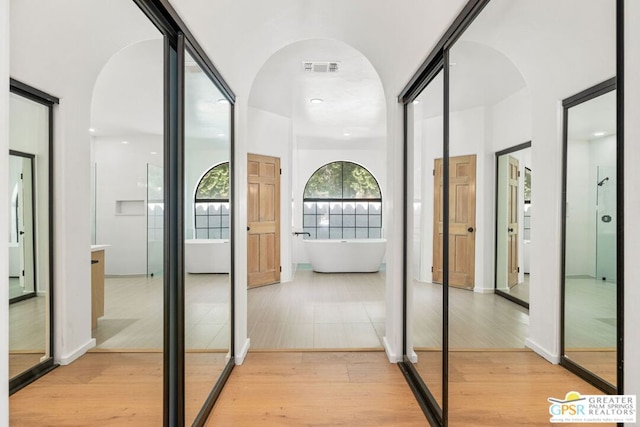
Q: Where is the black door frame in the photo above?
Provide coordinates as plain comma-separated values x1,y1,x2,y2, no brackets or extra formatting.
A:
560,77,621,395
8,80,59,395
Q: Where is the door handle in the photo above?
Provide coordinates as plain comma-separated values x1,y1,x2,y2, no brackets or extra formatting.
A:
467,227,474,233
247,226,250,231
508,228,514,232
19,231,25,235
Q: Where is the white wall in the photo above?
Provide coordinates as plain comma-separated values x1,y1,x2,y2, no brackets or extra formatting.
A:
93,135,162,275
1,0,9,421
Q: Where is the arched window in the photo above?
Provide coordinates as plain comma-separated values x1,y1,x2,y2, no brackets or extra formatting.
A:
194,162,230,239
303,161,382,239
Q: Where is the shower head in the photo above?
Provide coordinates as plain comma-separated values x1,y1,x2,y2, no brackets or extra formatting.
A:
597,177,609,186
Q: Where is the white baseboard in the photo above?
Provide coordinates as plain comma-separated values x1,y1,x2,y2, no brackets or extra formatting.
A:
474,287,495,294
408,350,418,363
383,336,402,363
525,338,560,364
58,338,96,365
235,338,250,365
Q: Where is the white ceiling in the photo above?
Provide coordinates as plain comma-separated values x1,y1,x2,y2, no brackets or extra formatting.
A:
91,39,164,137
568,90,617,141
91,41,231,143
249,39,386,140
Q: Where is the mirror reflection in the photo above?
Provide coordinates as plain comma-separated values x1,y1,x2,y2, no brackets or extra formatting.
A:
564,88,617,387
183,50,232,424
409,69,444,407
8,93,51,380
496,145,532,305
90,37,164,350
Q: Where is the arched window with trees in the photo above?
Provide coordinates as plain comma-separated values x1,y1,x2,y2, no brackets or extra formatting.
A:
303,161,382,239
194,162,230,239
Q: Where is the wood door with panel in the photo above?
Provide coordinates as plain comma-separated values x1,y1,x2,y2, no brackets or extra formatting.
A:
433,154,476,290
247,153,281,288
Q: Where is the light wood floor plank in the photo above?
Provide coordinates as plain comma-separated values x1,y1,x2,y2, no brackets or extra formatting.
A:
10,350,617,426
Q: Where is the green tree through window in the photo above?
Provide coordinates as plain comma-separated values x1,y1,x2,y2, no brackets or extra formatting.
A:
196,162,229,200
304,161,380,199
194,162,230,239
303,161,382,240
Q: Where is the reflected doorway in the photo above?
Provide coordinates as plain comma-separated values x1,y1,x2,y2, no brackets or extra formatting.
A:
495,142,532,308
9,152,36,304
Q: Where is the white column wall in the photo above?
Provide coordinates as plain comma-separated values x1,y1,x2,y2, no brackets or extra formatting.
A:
624,0,640,401
233,98,250,363
383,93,404,362
1,0,9,422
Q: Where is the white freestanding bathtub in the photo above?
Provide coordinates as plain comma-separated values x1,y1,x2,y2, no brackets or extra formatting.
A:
304,239,387,273
185,239,230,273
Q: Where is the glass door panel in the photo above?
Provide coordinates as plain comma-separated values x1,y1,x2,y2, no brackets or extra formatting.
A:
183,49,232,424
563,88,617,389
8,93,51,381
408,69,445,410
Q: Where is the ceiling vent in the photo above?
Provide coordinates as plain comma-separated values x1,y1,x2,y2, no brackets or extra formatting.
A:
303,61,339,73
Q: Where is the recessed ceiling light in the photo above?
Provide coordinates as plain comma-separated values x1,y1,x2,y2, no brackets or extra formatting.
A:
121,141,129,145
343,132,351,137
593,131,606,137
217,98,229,104
151,151,157,155
89,128,96,133
413,100,421,104
217,133,225,137
309,98,324,104
449,62,458,67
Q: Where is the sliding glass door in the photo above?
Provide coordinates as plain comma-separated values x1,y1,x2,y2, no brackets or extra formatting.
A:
9,1,236,425
8,83,56,393
401,0,622,425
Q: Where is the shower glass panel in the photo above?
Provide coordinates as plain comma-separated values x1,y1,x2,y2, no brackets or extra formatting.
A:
147,163,164,277
8,92,51,381
408,69,444,410
563,87,617,390
183,49,232,424
596,166,616,283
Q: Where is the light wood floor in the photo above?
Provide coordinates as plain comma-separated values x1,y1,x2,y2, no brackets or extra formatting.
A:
10,351,616,426
9,352,226,426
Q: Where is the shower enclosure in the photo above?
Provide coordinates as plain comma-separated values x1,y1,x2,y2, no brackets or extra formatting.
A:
596,166,616,283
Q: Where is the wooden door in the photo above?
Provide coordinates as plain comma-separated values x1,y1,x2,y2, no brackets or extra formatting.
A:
507,156,519,287
247,154,281,288
433,154,476,289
